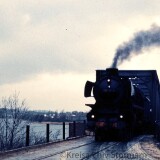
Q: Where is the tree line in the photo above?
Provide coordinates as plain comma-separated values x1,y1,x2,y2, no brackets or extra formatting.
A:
0,108,87,122
20,110,86,122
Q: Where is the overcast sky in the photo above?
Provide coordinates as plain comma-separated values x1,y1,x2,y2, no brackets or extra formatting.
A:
0,0,160,111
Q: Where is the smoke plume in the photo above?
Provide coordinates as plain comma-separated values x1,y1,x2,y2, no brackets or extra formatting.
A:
111,25,160,68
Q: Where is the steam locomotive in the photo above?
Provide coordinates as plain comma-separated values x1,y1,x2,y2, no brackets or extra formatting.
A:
84,68,149,141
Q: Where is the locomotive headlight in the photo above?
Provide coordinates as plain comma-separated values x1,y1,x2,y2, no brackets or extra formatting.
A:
107,79,111,82
91,115,95,119
120,115,123,119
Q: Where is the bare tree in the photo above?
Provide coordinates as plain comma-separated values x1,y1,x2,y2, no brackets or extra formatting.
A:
0,93,28,151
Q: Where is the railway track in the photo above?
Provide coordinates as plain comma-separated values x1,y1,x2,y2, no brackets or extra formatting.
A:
33,137,150,160
78,137,150,160
32,141,95,160
79,142,120,160
39,136,153,160
33,142,120,160
0,136,157,160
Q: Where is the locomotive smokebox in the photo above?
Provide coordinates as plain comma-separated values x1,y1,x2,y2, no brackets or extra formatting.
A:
106,68,119,76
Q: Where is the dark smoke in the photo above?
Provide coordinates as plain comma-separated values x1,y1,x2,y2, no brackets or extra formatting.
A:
112,25,160,68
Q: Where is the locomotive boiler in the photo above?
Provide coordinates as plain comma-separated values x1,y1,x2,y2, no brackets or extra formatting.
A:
84,68,149,141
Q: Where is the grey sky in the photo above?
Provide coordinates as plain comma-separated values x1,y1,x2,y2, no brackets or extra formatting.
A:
0,0,160,111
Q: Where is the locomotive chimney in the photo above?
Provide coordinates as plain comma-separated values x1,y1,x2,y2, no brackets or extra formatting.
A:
106,68,119,76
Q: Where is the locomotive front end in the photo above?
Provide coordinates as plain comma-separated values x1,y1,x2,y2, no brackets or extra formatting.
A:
93,68,128,106
84,68,140,141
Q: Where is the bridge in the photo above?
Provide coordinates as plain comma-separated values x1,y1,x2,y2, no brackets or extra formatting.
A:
1,70,160,159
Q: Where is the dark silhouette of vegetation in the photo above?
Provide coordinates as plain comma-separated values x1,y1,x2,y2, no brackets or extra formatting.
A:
20,110,86,122
0,108,87,123
0,93,28,151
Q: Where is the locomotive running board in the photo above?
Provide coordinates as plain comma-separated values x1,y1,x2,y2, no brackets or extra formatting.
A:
85,104,95,108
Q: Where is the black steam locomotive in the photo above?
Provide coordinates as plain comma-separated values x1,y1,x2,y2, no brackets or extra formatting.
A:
84,68,149,141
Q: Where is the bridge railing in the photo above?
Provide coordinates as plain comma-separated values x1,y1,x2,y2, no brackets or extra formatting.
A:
24,120,86,147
